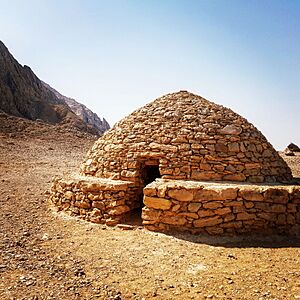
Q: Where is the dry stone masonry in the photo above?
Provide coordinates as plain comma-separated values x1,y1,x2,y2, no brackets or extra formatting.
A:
142,180,300,235
81,91,292,184
51,176,138,225
50,91,299,235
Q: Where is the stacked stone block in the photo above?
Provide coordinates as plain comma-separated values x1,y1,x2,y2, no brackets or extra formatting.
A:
142,180,300,235
50,176,139,225
81,91,292,185
49,91,297,235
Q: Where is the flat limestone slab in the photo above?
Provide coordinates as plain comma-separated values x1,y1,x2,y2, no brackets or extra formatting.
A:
146,178,299,190
53,174,135,191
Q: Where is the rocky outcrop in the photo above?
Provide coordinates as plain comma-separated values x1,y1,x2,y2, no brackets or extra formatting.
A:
63,97,110,134
0,41,108,134
284,143,300,156
42,82,110,134
288,143,300,152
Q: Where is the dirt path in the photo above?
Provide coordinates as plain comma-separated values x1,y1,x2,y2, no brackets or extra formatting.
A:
0,124,300,300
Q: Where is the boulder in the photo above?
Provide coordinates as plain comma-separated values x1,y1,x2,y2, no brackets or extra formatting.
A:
287,143,300,152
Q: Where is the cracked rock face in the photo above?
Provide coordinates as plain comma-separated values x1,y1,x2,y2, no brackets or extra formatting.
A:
81,91,292,184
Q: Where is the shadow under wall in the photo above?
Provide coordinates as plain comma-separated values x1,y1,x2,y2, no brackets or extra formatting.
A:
162,231,300,249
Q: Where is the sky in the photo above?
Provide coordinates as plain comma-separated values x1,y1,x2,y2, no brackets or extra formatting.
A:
0,0,299,149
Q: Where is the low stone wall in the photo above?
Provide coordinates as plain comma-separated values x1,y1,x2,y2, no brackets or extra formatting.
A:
142,180,300,235
50,176,138,225
50,176,300,235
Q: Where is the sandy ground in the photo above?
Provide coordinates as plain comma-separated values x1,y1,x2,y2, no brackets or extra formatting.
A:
0,117,300,300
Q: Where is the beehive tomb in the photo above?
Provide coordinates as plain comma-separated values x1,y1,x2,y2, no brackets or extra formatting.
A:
50,91,300,235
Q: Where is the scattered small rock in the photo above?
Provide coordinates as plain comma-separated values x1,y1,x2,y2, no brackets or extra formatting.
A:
116,224,135,230
41,233,50,241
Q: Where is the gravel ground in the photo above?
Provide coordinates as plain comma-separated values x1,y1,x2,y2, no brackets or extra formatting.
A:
0,116,300,300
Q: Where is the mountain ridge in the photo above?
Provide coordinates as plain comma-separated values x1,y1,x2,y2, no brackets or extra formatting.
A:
0,41,109,135
42,81,110,134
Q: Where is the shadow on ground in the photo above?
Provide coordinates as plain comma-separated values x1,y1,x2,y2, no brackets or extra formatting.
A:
117,214,300,249
160,230,300,249
119,205,300,249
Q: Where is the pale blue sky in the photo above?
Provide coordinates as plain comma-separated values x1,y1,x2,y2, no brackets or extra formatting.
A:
0,0,299,149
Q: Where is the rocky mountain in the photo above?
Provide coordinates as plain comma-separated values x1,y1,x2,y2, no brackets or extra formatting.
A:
0,41,109,135
42,82,110,134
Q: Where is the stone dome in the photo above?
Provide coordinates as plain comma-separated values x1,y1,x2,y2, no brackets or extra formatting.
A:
81,91,292,189
51,91,300,235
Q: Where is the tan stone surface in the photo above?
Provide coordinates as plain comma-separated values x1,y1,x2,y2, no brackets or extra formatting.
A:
141,208,161,221
161,215,187,225
107,205,130,216
143,196,172,210
198,210,216,218
143,186,157,197
168,189,194,201
236,212,256,221
239,188,264,201
223,173,246,181
64,191,73,200
194,216,223,227
51,176,300,235
188,202,202,212
81,91,292,184
202,202,223,209
214,207,232,215
135,180,300,235
264,188,289,204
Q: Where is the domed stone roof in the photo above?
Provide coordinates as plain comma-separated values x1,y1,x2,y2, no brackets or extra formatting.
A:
81,91,292,186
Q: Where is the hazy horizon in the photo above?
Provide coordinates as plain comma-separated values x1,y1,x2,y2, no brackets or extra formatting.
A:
1,0,299,150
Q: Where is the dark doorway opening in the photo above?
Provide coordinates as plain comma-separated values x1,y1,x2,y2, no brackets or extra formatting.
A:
138,163,161,217
122,162,161,227
123,163,161,226
143,165,161,186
